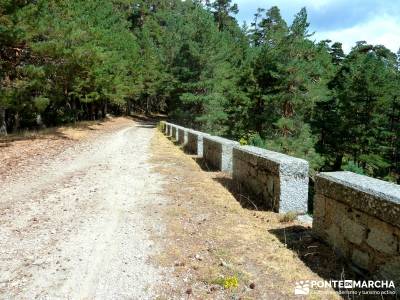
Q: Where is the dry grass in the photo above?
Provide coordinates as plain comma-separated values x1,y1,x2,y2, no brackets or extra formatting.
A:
149,131,357,299
279,211,299,223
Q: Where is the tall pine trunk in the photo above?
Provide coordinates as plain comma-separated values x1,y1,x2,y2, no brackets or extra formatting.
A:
90,103,95,120
102,101,108,118
36,113,45,129
0,107,7,135
146,97,150,115
333,154,343,170
126,100,131,115
255,97,264,133
13,112,20,132
72,98,77,123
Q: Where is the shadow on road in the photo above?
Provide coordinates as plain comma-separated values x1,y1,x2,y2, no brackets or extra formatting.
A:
135,124,156,129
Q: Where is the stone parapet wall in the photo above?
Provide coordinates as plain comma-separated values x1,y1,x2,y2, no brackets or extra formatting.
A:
160,122,400,286
167,123,173,136
165,123,171,136
160,121,166,133
313,172,400,285
203,136,239,173
177,127,188,145
232,145,309,213
171,125,178,141
185,130,210,157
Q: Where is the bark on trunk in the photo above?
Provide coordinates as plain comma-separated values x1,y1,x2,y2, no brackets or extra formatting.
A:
102,101,108,118
255,97,264,133
126,100,131,115
72,98,77,123
95,106,100,120
36,113,46,129
333,154,343,170
0,107,7,135
90,103,95,120
13,112,20,132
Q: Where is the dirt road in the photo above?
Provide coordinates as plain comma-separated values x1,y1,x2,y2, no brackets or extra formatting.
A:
0,119,352,299
0,120,168,299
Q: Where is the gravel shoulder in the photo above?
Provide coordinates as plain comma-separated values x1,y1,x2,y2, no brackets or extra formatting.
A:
0,118,170,299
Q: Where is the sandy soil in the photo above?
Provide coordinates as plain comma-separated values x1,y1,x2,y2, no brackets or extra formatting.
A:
0,118,170,299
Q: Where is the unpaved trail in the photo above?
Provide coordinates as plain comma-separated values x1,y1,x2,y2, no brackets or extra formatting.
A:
0,120,169,299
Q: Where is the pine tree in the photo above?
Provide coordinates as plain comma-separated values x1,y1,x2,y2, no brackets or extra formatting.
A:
0,0,33,133
316,42,399,179
206,0,238,32
0,0,398,181
243,7,332,169
313,41,346,171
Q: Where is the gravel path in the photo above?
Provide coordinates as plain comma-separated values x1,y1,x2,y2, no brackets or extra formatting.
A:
0,122,168,299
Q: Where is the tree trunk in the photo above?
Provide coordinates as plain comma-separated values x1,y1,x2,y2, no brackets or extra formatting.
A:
126,100,131,115
36,113,46,129
13,111,20,132
95,105,100,120
72,98,77,123
255,97,264,133
102,101,108,118
90,103,95,120
333,154,343,170
0,107,7,135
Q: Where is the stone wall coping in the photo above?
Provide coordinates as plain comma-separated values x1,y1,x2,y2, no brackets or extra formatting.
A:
188,129,211,136
234,145,309,177
235,145,308,165
169,123,187,131
317,171,400,227
204,135,239,146
318,171,400,205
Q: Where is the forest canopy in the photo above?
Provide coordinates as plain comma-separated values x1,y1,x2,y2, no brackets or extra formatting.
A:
1,0,399,182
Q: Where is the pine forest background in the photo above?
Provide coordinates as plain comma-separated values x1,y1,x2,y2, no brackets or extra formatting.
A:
1,0,399,183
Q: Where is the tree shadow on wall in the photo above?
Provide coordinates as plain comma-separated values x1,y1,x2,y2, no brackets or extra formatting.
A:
211,175,270,211
182,144,193,155
192,157,220,172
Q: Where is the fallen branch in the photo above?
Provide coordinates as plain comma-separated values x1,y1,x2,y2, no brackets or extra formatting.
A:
239,193,258,210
